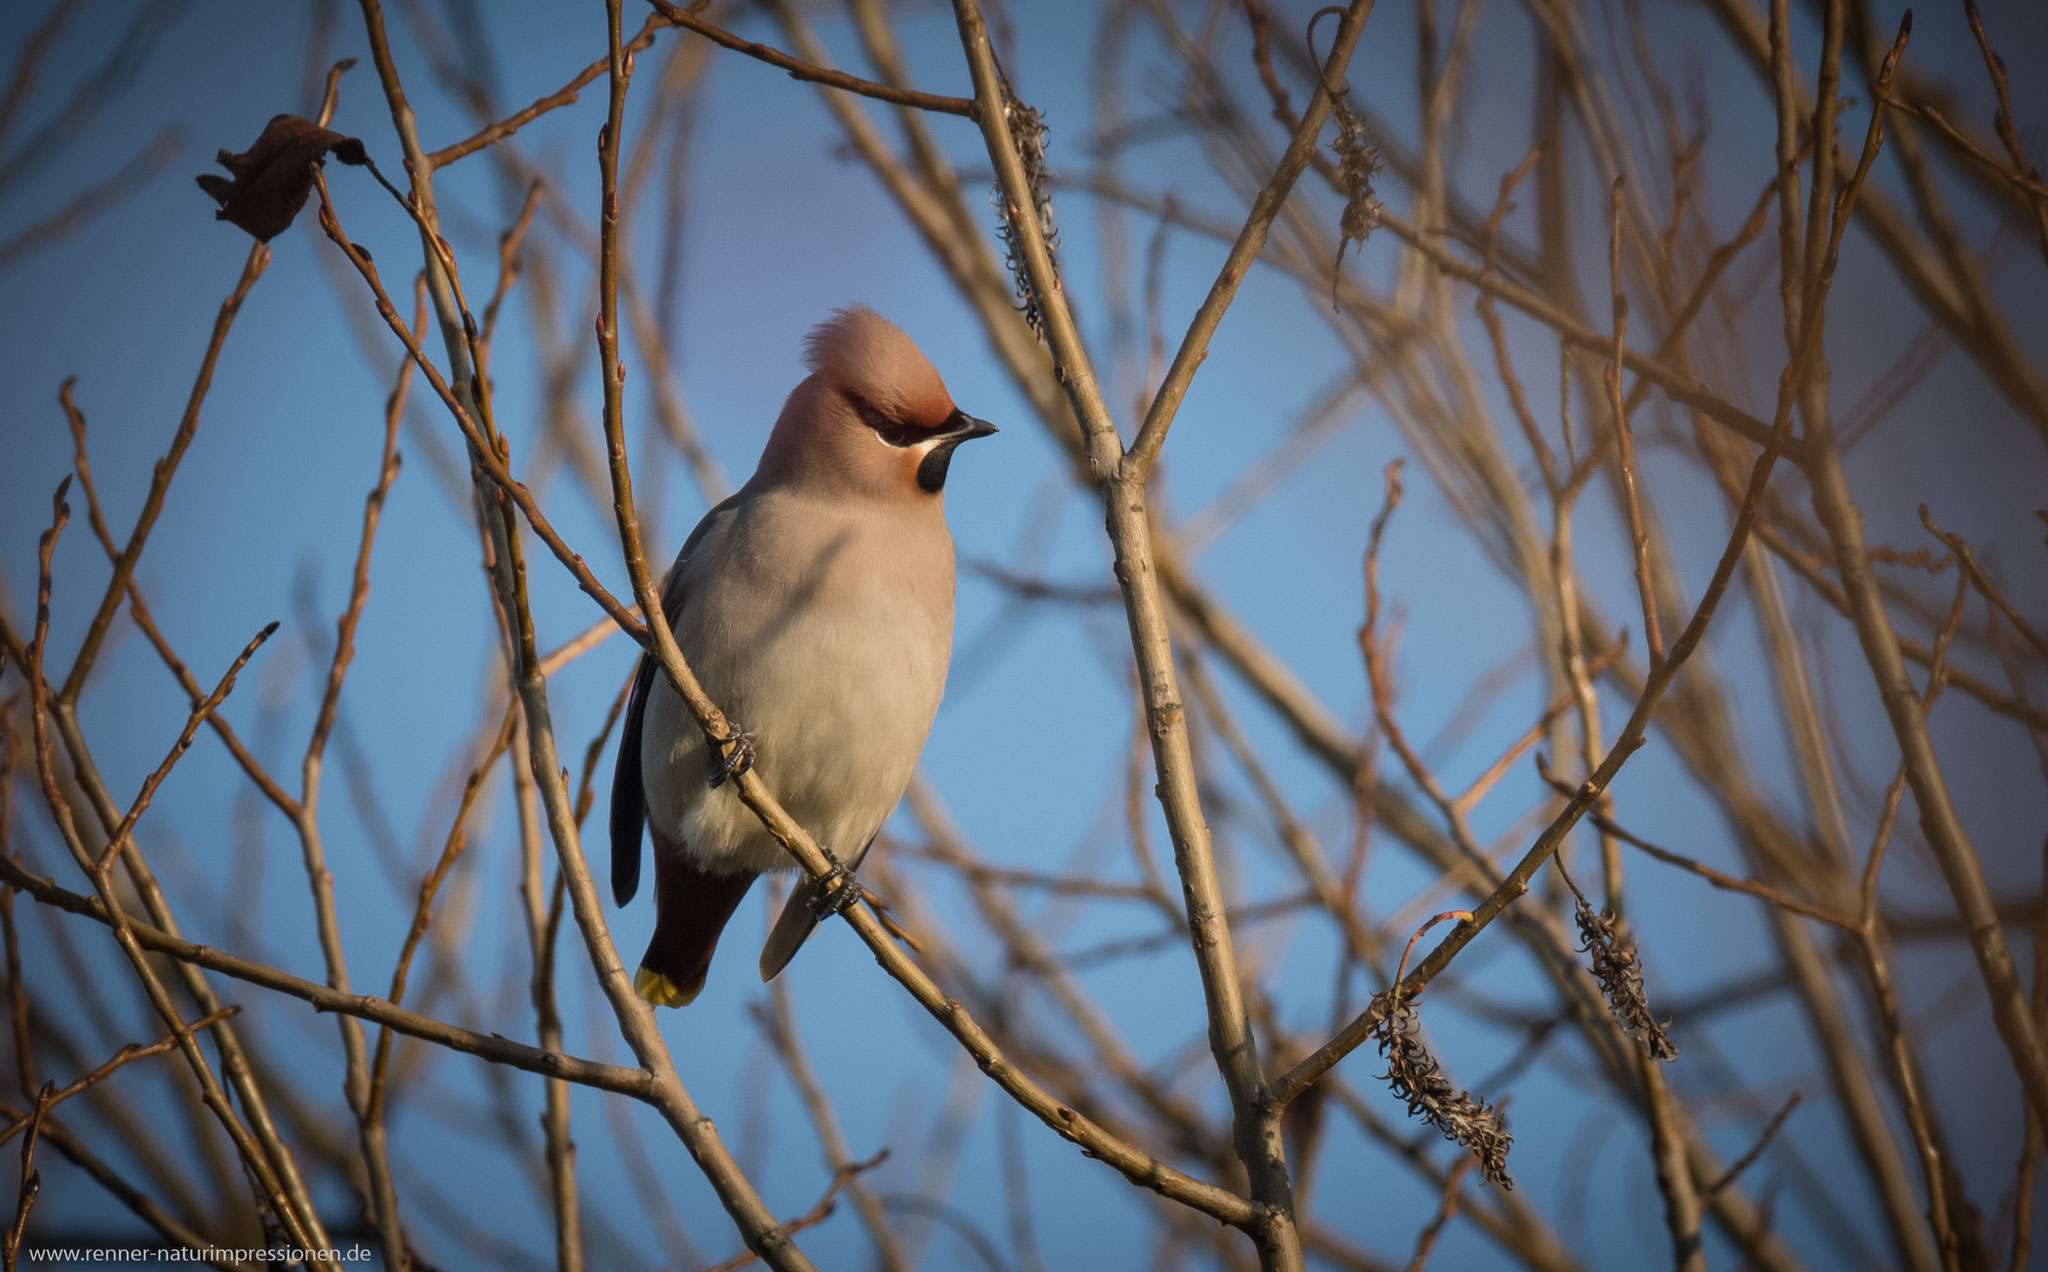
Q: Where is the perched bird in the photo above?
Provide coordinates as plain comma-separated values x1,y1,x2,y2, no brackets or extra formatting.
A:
610,307,996,1007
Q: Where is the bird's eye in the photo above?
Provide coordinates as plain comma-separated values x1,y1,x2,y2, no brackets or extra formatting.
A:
848,393,925,448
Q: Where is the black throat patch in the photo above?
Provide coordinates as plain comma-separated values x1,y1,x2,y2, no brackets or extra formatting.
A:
917,440,964,494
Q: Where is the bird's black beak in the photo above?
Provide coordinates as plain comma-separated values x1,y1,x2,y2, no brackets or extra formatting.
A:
919,410,998,493
938,408,999,443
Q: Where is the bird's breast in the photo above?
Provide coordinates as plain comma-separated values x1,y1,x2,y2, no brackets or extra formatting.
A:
640,498,954,872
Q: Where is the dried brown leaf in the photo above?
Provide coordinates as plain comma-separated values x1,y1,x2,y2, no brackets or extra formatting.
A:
195,113,368,242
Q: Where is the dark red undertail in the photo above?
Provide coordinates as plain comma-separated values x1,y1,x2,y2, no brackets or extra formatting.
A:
634,829,758,1008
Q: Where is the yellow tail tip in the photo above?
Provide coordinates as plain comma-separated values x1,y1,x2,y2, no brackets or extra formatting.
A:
634,965,699,1008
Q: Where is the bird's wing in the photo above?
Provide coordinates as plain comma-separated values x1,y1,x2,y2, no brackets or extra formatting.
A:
610,491,746,907
757,833,878,982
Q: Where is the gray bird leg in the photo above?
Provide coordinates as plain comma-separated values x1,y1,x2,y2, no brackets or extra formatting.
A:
809,848,861,919
706,728,756,789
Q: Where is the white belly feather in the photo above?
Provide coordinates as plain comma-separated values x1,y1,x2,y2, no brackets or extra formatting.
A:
640,494,952,875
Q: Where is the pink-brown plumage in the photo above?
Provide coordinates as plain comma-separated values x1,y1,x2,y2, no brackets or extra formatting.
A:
756,307,965,496
803,306,957,426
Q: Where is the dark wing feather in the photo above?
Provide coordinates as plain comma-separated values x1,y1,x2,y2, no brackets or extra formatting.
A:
610,651,660,906
609,490,748,908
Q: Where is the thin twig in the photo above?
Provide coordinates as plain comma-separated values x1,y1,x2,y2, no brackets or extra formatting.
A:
0,1009,239,1148
1919,506,2048,663
55,246,269,708
1532,755,1857,931
90,623,279,880
2,1081,51,1272
1703,1094,1802,1201
1403,1156,1475,1272
426,12,669,168
645,0,975,118
1124,0,1377,475
694,1152,892,1272
1605,176,1663,668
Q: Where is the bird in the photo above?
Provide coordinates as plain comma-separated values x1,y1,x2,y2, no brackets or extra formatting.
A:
610,307,996,1007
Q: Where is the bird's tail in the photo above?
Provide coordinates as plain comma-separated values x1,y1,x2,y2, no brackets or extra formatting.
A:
636,841,758,1008
758,833,878,983
757,880,825,984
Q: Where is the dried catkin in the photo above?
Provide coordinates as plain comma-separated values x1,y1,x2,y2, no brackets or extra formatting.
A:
1328,97,1381,303
1373,995,1514,1187
994,81,1060,341
1574,898,1679,1061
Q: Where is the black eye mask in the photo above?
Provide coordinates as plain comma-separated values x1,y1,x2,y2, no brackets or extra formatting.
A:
849,395,998,493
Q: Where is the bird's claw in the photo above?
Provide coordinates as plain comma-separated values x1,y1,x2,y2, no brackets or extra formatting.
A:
810,853,862,919
707,728,755,789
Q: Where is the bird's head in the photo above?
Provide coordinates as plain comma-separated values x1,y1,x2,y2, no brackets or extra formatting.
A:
760,306,996,500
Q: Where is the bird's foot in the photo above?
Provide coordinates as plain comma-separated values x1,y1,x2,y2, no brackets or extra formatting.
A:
809,851,862,919
707,727,756,789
